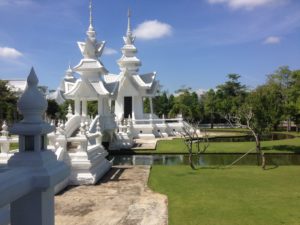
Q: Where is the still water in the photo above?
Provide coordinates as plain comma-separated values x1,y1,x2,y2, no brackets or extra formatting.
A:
111,154,300,166
207,133,295,142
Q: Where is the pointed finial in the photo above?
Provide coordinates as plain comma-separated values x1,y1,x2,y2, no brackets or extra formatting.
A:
89,0,93,30
68,60,72,70
127,8,132,36
28,67,38,87
128,8,131,17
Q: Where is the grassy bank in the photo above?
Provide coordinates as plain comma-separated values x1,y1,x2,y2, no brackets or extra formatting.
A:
154,137,300,154
131,131,300,154
149,165,300,225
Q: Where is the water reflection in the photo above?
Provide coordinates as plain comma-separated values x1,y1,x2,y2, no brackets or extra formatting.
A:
112,154,300,166
207,133,295,142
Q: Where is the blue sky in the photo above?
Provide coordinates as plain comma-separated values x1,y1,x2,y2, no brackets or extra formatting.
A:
0,0,300,92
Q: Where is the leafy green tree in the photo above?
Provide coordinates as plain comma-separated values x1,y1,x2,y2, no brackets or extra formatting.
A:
226,84,284,167
57,99,74,120
267,66,293,131
46,99,60,119
153,91,171,117
285,69,300,131
169,90,202,122
215,74,248,117
87,101,98,117
0,80,18,123
202,89,217,128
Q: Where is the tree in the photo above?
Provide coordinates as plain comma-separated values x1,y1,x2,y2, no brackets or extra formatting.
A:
169,90,202,122
225,84,283,167
46,99,60,119
267,66,293,131
153,91,172,117
0,80,18,123
287,69,300,131
216,74,248,116
181,122,209,170
202,89,217,128
87,101,98,117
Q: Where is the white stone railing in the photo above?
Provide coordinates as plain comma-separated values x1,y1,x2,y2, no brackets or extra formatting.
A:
0,121,18,154
65,114,81,138
0,151,69,225
0,137,18,154
129,117,183,125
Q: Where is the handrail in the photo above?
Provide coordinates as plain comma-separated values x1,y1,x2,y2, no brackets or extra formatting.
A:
0,168,36,208
65,115,81,138
89,115,100,133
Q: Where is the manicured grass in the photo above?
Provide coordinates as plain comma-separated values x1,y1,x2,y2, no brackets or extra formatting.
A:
158,137,300,153
10,142,18,150
134,134,300,154
149,165,300,225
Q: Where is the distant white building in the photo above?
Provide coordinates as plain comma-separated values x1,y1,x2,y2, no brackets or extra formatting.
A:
5,79,49,97
6,80,27,96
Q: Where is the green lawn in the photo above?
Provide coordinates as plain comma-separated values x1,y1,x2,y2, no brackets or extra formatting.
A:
149,165,300,225
133,133,300,154
156,137,300,153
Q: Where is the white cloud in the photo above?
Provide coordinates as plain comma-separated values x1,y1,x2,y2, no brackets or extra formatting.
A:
263,36,281,44
103,47,118,56
0,0,34,7
0,47,23,59
207,0,285,10
133,20,172,40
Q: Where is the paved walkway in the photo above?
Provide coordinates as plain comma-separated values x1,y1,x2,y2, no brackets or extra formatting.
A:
132,137,177,150
55,166,168,225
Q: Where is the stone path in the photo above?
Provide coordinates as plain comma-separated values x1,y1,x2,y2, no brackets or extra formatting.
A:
55,166,168,225
132,137,177,150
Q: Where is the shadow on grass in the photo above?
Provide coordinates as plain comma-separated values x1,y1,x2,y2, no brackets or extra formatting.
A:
263,164,279,170
262,145,300,153
190,166,233,170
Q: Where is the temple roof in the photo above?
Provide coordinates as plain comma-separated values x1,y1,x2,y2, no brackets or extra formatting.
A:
74,59,108,74
64,78,108,99
48,89,66,105
91,81,110,95
131,72,156,89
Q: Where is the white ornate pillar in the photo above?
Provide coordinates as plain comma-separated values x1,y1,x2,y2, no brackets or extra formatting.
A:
75,98,80,115
149,97,153,124
7,68,69,225
82,99,87,117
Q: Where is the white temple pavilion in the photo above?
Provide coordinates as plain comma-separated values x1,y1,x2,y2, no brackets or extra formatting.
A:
51,2,184,144
0,1,185,187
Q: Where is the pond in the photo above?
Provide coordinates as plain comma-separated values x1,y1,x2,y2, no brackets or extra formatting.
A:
206,133,295,142
111,154,300,166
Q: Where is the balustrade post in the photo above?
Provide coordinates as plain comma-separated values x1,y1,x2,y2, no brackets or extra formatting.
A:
0,121,10,153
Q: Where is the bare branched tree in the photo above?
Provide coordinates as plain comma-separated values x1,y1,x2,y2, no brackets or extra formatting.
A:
224,106,265,168
180,121,209,169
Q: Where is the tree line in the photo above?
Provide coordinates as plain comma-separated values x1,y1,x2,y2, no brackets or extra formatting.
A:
1,65,300,132
147,66,300,131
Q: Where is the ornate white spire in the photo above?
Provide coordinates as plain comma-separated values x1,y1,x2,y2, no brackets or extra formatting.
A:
127,8,132,37
64,64,75,80
86,0,96,41
124,9,135,45
118,9,141,74
89,0,93,31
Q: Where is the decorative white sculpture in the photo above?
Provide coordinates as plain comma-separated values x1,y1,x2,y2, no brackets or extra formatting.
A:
0,68,69,225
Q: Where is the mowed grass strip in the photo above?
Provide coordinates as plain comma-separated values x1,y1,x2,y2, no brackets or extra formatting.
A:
149,165,300,225
151,137,300,154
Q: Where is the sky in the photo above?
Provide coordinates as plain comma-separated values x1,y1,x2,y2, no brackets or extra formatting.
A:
0,0,300,93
